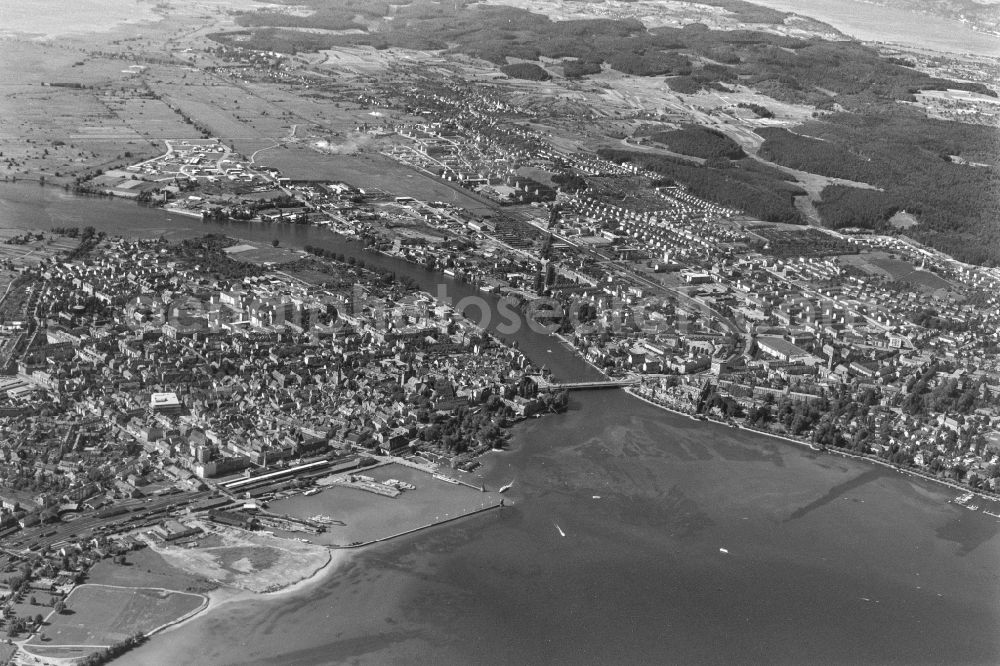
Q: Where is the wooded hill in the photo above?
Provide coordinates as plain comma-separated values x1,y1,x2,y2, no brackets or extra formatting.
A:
650,125,746,160
758,109,1000,265
221,3,992,107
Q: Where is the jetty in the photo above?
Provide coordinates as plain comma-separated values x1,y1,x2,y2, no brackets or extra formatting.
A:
334,476,402,498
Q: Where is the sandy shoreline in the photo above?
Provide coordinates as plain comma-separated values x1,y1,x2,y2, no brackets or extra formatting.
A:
139,545,350,641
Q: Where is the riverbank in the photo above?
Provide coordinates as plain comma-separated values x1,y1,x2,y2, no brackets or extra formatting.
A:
624,386,696,419
552,331,611,379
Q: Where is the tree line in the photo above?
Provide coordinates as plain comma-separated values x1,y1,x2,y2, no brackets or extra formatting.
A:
650,125,745,160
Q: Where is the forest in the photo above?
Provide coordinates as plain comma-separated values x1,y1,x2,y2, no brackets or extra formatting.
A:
758,110,1000,265
220,1,991,113
234,8,366,32
221,2,992,111
500,63,550,81
598,148,805,224
650,125,745,160
563,59,602,78
608,51,691,77
737,102,773,119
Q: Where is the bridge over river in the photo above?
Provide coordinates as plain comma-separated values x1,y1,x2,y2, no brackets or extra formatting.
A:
530,376,641,391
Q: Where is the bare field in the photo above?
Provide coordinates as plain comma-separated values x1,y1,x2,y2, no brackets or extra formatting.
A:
867,256,955,290
150,523,331,593
496,61,815,163
0,42,130,87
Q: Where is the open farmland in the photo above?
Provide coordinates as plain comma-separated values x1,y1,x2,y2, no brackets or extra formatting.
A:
104,92,206,141
0,229,78,269
0,41,167,183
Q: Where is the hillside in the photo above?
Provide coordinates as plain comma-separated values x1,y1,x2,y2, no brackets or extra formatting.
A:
217,0,1000,265
758,111,1000,265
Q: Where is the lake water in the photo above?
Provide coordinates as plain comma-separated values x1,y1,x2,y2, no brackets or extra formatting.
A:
119,389,1000,665
1,185,997,664
0,0,159,38
747,0,1000,56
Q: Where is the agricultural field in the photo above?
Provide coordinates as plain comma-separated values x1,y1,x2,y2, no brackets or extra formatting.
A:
0,40,167,184
22,584,205,651
0,9,263,187
0,229,78,269
104,91,205,142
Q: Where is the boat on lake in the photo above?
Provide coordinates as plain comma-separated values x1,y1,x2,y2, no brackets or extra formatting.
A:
434,473,459,485
499,480,514,494
303,488,321,496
